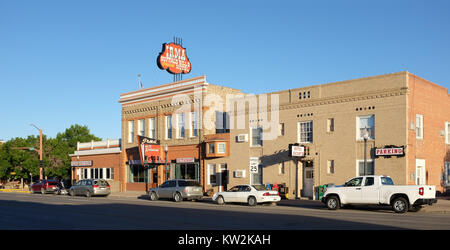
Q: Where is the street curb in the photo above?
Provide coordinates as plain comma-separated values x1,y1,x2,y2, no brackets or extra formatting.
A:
0,189,32,194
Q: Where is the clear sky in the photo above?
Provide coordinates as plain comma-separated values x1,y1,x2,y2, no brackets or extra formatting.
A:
1,0,449,141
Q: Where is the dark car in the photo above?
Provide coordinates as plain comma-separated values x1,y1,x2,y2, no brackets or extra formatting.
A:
31,180,60,194
149,179,203,202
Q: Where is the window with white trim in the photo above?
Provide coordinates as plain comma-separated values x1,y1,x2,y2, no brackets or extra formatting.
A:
191,111,198,137
298,121,313,143
138,119,145,136
165,115,172,139
148,117,155,139
327,160,335,174
357,115,375,140
357,160,374,176
250,127,263,147
177,113,185,139
128,120,134,143
416,114,423,139
217,142,226,154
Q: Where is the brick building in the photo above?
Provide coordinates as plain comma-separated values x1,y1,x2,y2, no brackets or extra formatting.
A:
70,139,121,193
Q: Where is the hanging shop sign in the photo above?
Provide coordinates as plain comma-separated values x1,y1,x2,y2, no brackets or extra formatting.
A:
157,42,191,75
375,145,405,158
289,144,305,157
137,135,164,165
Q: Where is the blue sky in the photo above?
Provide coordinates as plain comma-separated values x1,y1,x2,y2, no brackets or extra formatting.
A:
1,0,449,141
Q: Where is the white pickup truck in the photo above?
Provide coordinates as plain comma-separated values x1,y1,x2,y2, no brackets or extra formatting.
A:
321,175,437,213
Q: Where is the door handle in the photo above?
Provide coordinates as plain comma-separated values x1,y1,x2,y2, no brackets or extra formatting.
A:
356,188,361,190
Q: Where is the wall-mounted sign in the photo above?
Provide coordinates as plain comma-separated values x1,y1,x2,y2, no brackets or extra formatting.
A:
375,146,405,157
137,135,163,165
249,157,259,174
71,160,93,167
289,144,305,157
176,157,195,163
157,42,191,75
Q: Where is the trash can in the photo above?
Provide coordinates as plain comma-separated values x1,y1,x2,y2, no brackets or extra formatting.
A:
318,184,328,201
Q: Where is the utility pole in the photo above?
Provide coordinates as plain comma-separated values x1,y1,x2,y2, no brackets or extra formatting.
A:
30,124,44,180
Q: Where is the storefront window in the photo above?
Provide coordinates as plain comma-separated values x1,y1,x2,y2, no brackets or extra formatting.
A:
129,165,148,183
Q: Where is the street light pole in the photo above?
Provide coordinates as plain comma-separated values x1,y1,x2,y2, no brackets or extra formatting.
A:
164,144,169,182
363,127,370,176
30,124,44,180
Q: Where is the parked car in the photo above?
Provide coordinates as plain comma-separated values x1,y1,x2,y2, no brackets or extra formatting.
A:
322,175,437,213
149,179,203,202
212,184,281,206
69,179,111,197
30,180,60,194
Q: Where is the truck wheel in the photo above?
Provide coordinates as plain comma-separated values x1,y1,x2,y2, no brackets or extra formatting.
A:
326,196,340,210
392,197,408,213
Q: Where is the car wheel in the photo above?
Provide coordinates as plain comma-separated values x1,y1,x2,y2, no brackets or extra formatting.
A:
247,196,257,206
85,190,92,198
326,196,340,210
150,192,158,201
216,195,225,205
392,197,408,213
174,192,182,202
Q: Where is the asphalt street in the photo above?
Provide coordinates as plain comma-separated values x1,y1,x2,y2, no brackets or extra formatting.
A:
0,192,449,230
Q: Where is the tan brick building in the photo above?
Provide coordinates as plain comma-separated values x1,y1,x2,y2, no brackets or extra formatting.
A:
205,71,450,199
118,76,241,192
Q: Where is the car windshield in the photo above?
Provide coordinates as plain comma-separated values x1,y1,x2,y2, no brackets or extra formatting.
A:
252,185,267,191
178,180,201,187
381,177,394,185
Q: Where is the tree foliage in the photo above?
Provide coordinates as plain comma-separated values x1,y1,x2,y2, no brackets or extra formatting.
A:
0,124,102,182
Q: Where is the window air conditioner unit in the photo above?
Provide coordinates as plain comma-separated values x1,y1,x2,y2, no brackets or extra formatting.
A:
236,134,248,142
234,170,246,178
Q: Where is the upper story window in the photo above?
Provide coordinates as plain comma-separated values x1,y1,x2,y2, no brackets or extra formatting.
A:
191,111,198,137
128,120,134,143
416,114,423,139
177,113,185,139
148,117,156,139
165,115,172,139
445,122,450,144
216,111,230,134
298,121,313,143
357,115,375,140
251,127,263,147
137,119,145,136
279,123,285,136
327,118,335,132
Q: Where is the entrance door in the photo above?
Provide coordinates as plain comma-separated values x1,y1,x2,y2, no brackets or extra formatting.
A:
416,159,426,185
302,162,314,198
